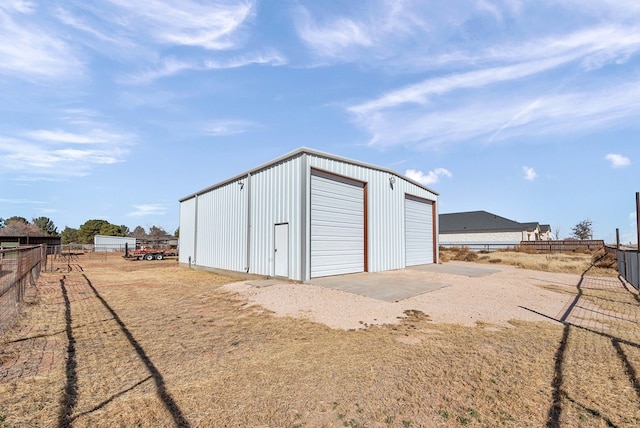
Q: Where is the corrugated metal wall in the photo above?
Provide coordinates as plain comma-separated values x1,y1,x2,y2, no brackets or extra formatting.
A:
249,157,303,280
94,235,136,252
195,179,248,272
178,197,196,264
306,155,438,275
179,150,439,280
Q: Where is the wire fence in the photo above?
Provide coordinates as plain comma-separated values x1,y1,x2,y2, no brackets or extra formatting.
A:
0,245,47,335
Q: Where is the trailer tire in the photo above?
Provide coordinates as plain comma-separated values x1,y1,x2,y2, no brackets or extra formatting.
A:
145,254,154,261
155,254,164,260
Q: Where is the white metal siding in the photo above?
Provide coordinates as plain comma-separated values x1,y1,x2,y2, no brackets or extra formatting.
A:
94,235,136,252
180,149,439,280
194,179,247,271
178,197,196,264
310,173,364,277
249,157,303,280
405,197,433,266
306,155,438,275
439,231,523,246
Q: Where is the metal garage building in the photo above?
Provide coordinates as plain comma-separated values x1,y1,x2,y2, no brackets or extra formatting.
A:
94,235,136,252
178,148,439,281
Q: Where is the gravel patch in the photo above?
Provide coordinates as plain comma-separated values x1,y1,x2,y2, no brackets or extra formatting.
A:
223,262,577,330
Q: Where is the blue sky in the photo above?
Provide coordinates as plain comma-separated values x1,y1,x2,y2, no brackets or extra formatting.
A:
1,0,639,243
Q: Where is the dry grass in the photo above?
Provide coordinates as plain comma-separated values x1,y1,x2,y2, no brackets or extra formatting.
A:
1,252,639,427
441,247,618,277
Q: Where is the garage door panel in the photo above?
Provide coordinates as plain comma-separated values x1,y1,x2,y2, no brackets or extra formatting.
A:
311,173,365,278
405,197,434,266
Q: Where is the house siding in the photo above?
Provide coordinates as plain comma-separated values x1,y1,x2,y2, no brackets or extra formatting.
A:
440,231,524,247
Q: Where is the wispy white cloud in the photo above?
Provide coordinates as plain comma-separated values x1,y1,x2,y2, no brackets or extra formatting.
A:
523,166,537,181
106,0,255,50
123,51,286,84
348,56,575,116
54,6,132,48
405,168,452,186
204,119,257,136
350,78,640,149
293,1,438,65
325,3,640,149
0,112,134,178
127,204,167,217
0,5,84,81
605,153,631,168
0,198,45,204
0,0,36,14
295,7,373,59
24,129,125,144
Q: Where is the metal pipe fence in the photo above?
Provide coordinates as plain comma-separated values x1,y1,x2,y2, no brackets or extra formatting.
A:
0,245,47,335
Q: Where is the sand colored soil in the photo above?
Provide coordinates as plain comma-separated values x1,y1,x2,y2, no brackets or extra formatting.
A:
224,262,580,330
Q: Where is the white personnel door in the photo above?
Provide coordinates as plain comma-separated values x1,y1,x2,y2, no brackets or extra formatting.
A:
274,223,289,277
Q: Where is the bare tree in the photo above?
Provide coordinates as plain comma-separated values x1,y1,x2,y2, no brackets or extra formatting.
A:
571,219,593,240
0,219,42,236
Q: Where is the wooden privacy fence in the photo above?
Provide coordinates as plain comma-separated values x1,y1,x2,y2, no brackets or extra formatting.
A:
518,239,605,253
0,245,47,334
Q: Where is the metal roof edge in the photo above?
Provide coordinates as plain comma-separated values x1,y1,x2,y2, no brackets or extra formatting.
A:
179,147,439,202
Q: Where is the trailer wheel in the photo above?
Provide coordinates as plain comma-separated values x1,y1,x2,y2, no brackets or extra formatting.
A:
145,254,154,261
155,254,164,260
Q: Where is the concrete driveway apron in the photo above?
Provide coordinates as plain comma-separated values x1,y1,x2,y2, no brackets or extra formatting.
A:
306,262,499,302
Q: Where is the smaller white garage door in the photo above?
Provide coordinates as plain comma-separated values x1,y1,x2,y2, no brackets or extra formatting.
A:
405,196,434,266
311,172,365,278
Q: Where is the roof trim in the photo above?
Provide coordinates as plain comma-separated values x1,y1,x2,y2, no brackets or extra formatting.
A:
179,147,439,202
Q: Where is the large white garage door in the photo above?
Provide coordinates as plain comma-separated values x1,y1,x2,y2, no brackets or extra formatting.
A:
311,172,365,278
405,196,434,266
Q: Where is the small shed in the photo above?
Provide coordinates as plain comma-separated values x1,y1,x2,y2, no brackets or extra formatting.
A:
179,147,439,281
94,235,136,252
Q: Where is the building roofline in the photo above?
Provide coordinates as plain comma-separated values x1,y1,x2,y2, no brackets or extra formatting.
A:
179,146,439,202
438,210,543,234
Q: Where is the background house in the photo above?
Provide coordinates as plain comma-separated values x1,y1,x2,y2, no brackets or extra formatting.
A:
179,148,439,281
439,211,550,249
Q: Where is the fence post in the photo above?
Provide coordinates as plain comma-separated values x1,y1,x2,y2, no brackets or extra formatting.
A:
637,192,640,251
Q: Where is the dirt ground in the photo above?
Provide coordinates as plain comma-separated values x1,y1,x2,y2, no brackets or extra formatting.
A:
1,253,640,427
225,263,580,330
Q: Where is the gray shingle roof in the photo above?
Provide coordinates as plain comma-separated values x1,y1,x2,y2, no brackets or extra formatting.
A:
439,211,540,234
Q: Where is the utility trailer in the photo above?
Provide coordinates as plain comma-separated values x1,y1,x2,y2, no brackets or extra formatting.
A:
124,247,177,261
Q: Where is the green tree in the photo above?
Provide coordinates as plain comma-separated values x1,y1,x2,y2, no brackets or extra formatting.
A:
571,219,593,240
78,219,108,243
5,216,28,224
61,227,79,244
99,223,127,237
77,219,127,243
174,227,179,238
32,216,59,236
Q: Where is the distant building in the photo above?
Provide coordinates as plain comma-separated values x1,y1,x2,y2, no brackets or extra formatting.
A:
94,235,136,252
439,211,549,249
0,235,61,253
